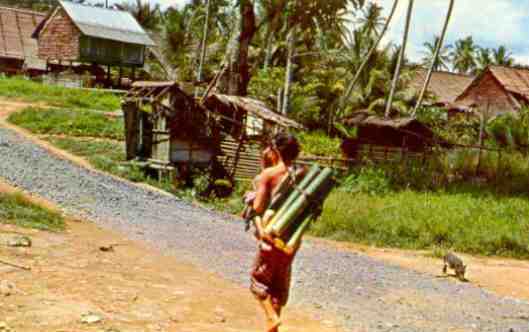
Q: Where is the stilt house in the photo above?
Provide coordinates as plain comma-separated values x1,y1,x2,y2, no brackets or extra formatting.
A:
32,0,155,85
123,81,303,181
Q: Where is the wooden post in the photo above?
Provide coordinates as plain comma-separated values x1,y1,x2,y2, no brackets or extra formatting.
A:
476,105,486,177
123,101,140,160
107,65,111,87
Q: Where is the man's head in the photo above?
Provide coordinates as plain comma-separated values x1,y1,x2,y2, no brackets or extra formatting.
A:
271,133,300,164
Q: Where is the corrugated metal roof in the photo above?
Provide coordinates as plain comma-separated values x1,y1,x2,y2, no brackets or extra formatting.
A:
59,0,155,46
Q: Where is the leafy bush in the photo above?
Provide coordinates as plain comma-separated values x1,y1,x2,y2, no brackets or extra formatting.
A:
248,67,324,128
298,130,342,157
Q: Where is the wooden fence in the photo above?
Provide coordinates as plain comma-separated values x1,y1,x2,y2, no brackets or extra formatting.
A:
217,141,515,183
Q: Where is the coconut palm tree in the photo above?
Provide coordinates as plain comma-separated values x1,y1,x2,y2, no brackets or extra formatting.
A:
493,45,514,66
477,48,493,70
338,0,399,119
413,0,454,115
385,0,414,118
117,0,161,31
356,2,385,37
451,36,478,74
421,36,451,71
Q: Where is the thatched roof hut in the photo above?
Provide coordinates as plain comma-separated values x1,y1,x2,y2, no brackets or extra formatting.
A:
340,111,448,157
123,81,303,180
456,65,529,116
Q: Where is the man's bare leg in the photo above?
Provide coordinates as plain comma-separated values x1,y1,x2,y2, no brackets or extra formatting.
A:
259,296,281,332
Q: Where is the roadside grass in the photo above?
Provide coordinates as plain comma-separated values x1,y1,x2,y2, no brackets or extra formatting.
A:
0,192,64,231
311,189,529,259
8,107,124,140
44,136,160,185
0,76,120,111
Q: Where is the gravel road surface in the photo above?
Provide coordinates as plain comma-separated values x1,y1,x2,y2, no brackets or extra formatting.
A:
1,125,528,332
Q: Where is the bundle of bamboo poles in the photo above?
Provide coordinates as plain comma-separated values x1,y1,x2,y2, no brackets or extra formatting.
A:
263,164,335,253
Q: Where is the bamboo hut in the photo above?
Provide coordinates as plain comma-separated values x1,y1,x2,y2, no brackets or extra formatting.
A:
122,81,303,182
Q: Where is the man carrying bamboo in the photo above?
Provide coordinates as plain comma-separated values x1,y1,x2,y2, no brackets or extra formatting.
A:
250,133,301,332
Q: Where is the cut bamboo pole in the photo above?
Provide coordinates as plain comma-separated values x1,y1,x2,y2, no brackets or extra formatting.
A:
271,167,333,236
268,166,305,211
281,174,335,244
287,215,312,248
265,164,320,234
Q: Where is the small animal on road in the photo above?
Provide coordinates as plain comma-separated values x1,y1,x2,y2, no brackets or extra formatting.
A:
442,252,467,281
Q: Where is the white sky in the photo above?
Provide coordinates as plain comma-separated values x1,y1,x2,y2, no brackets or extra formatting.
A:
91,0,529,66
374,0,529,66
90,0,189,9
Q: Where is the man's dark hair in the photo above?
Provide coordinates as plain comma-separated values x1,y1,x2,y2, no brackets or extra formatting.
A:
272,133,300,163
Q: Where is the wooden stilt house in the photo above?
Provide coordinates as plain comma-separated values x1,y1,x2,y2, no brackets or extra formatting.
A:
32,0,155,87
123,81,303,182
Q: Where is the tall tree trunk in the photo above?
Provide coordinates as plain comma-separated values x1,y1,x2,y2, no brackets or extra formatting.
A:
197,0,211,88
338,0,399,117
282,24,296,115
412,0,454,116
385,0,414,118
263,25,274,71
217,0,256,96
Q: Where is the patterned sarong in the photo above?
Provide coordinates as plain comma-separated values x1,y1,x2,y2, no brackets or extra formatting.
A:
250,240,294,306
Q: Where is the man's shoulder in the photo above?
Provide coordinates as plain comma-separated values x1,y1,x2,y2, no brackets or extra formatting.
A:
262,165,288,180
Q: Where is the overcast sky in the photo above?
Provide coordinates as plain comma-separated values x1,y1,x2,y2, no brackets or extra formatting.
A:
371,0,529,66
94,0,529,66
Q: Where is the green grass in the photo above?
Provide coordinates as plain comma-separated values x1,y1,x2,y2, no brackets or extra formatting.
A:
46,136,178,193
0,76,120,111
0,192,65,231
8,107,124,140
311,189,529,259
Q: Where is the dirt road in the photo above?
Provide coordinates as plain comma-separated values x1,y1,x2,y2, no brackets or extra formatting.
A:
0,209,340,332
1,104,529,331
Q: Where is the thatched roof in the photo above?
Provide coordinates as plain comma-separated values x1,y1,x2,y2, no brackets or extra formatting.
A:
408,68,474,105
204,94,303,129
343,111,417,129
461,65,529,103
0,7,46,70
127,82,303,129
